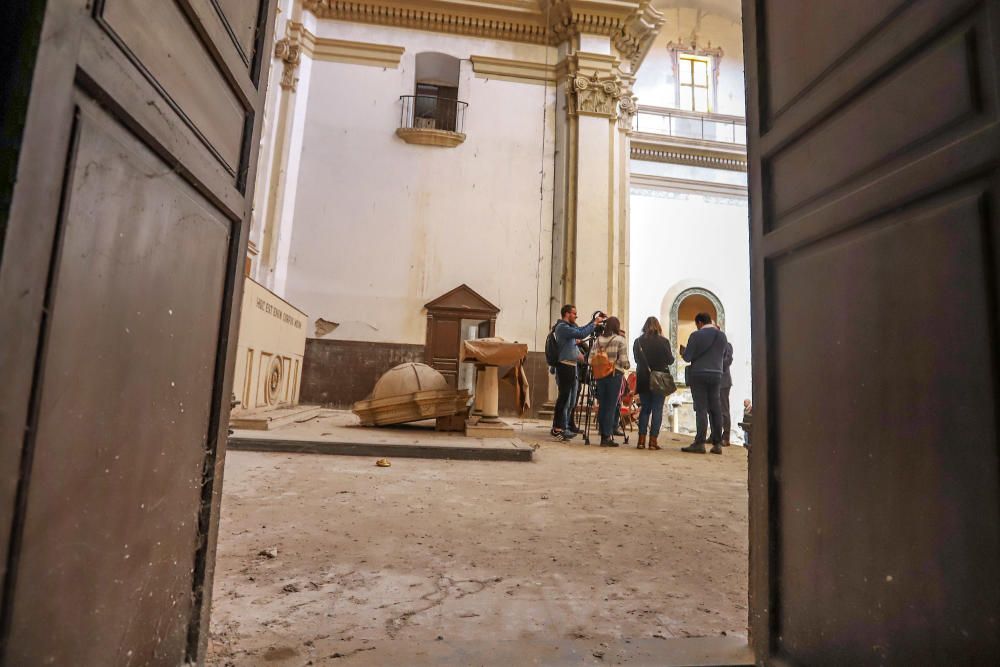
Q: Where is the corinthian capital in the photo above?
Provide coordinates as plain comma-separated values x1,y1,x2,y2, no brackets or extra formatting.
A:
274,26,303,91
567,71,623,118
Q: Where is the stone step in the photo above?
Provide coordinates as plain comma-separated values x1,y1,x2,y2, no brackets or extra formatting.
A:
229,405,322,431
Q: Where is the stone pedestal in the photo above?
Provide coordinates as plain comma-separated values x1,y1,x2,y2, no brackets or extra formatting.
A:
466,365,514,437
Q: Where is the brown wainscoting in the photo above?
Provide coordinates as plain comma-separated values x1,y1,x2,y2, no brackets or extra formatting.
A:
497,351,550,419
302,340,549,418
300,339,426,407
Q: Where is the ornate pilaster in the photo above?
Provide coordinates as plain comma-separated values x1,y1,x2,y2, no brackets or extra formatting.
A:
251,14,314,294
546,4,663,330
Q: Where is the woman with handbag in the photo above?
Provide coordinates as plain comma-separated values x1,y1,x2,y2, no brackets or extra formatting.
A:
632,316,676,450
588,316,630,447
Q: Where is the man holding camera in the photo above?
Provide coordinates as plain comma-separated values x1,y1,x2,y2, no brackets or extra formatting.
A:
550,305,606,441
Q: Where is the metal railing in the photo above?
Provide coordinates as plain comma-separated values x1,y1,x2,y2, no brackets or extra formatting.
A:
632,106,746,145
399,94,468,134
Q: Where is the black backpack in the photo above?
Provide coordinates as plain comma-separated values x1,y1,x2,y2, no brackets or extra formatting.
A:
544,323,561,366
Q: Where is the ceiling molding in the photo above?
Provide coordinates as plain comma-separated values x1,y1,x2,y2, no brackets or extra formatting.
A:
470,55,557,84
630,172,747,198
304,1,550,44
303,1,665,69
631,133,747,171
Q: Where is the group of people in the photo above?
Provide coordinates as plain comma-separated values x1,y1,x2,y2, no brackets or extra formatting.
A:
548,304,741,454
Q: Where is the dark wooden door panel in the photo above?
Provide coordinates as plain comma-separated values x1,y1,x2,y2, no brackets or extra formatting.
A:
212,0,264,62
761,0,909,118
745,0,1000,664
0,0,277,662
98,0,248,175
769,184,1000,665
430,318,462,387
767,14,984,224
6,96,230,665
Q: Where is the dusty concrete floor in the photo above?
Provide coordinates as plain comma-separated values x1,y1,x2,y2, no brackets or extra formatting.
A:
206,424,749,666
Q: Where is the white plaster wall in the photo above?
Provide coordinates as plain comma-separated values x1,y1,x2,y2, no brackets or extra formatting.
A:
282,21,557,349
633,6,745,116
628,189,751,429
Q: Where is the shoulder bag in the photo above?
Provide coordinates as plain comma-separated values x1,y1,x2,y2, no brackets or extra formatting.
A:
637,338,677,396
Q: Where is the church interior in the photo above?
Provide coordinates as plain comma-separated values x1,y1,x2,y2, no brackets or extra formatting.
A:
1,0,998,665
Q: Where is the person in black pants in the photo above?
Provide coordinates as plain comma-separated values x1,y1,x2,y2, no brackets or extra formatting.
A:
720,341,734,446
679,312,728,455
550,305,605,441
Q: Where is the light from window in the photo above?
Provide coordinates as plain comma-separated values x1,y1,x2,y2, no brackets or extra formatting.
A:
679,54,711,113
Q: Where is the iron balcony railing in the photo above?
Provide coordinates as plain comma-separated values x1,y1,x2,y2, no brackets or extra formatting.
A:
632,106,746,146
399,94,468,134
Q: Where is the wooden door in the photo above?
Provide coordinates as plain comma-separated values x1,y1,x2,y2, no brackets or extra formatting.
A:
0,0,276,664
428,317,462,387
744,1,1000,664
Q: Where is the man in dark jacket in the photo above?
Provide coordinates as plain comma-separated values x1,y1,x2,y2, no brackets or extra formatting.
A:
720,341,734,446
679,312,728,454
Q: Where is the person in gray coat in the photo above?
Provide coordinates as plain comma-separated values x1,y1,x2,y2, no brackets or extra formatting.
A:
720,341,734,446
679,312,728,454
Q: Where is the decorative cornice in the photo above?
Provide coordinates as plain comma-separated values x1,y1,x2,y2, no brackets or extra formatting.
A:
543,1,665,69
631,133,747,172
303,2,664,69
288,22,405,67
470,55,557,84
304,1,548,44
395,127,467,147
630,173,748,199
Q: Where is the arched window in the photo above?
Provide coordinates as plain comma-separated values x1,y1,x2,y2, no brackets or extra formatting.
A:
412,52,461,132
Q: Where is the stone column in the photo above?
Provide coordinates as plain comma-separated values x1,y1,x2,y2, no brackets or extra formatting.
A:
479,366,501,421
546,1,663,325
473,366,486,415
552,49,629,322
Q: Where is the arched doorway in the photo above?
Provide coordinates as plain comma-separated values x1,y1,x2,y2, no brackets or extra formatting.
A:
666,287,725,436
669,287,725,373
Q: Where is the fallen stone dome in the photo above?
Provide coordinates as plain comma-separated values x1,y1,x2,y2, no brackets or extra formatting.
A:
370,362,449,400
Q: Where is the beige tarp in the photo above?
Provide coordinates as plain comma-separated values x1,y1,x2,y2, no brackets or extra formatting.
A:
460,337,528,365
462,338,530,415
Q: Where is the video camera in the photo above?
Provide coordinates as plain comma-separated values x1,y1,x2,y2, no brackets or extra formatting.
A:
591,310,607,336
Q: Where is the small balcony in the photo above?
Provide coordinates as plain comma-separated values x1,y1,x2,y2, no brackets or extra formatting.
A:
632,106,746,146
396,94,468,148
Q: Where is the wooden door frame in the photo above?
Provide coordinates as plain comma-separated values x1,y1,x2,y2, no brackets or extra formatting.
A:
0,0,278,661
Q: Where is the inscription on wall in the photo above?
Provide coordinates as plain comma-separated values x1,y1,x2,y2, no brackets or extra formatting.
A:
256,296,303,329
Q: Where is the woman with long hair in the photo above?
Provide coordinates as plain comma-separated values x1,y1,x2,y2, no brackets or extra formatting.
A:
588,315,629,446
632,316,675,450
